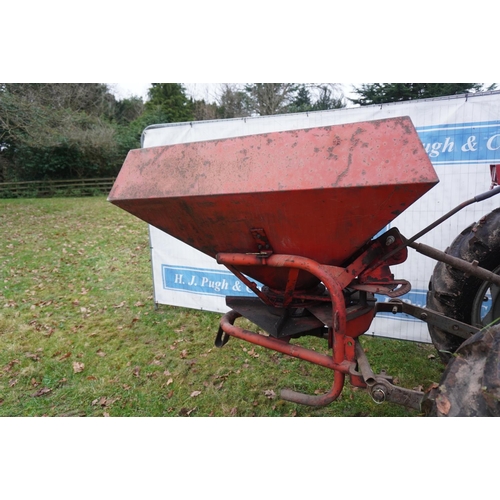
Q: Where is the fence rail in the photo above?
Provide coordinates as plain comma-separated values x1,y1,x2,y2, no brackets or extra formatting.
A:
0,178,116,198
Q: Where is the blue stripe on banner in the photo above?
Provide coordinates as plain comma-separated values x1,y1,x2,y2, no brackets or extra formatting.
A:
162,264,432,323
163,264,490,326
416,120,500,165
162,265,259,297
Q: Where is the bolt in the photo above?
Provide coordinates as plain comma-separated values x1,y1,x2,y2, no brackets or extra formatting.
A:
372,386,386,404
420,312,428,320
385,236,395,246
452,324,459,331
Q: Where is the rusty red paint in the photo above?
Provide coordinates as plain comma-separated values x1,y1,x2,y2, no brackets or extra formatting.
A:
219,310,350,407
109,117,438,291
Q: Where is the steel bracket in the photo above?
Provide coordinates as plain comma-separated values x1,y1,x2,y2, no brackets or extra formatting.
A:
376,299,480,340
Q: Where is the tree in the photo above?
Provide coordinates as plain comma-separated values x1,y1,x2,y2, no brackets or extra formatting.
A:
115,107,173,153
2,83,117,118
244,83,299,115
351,83,495,106
0,83,121,181
287,84,345,112
114,96,144,125
145,83,194,122
208,83,345,118
176,83,347,120
215,84,251,119
192,99,219,121
287,85,313,113
310,84,345,110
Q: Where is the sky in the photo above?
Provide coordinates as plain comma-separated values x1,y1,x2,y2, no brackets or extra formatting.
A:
111,83,151,100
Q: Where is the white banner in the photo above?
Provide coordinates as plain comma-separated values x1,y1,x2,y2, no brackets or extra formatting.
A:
145,91,500,342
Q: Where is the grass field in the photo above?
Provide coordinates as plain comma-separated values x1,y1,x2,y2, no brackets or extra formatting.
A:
0,197,444,417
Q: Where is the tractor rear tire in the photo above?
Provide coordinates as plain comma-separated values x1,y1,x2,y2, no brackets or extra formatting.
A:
426,208,500,363
426,324,500,417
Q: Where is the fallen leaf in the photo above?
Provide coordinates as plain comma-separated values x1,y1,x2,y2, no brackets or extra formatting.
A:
436,394,451,415
25,352,41,361
229,407,237,416
190,390,202,397
163,370,172,376
178,407,196,416
103,412,110,417
92,396,120,408
425,382,439,393
133,366,141,377
43,327,54,337
264,389,276,399
72,361,85,373
59,352,72,361
96,349,106,357
9,378,18,387
166,378,173,386
32,387,52,397
180,349,188,359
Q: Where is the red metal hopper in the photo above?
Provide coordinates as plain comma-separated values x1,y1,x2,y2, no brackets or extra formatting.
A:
109,116,438,292
109,114,500,412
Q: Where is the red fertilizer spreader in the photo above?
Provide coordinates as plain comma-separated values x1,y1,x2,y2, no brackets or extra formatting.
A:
109,116,500,414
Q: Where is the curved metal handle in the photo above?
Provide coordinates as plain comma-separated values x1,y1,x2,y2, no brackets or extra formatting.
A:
280,373,345,407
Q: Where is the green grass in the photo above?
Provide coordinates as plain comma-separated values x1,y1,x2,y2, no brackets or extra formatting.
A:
0,197,444,416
